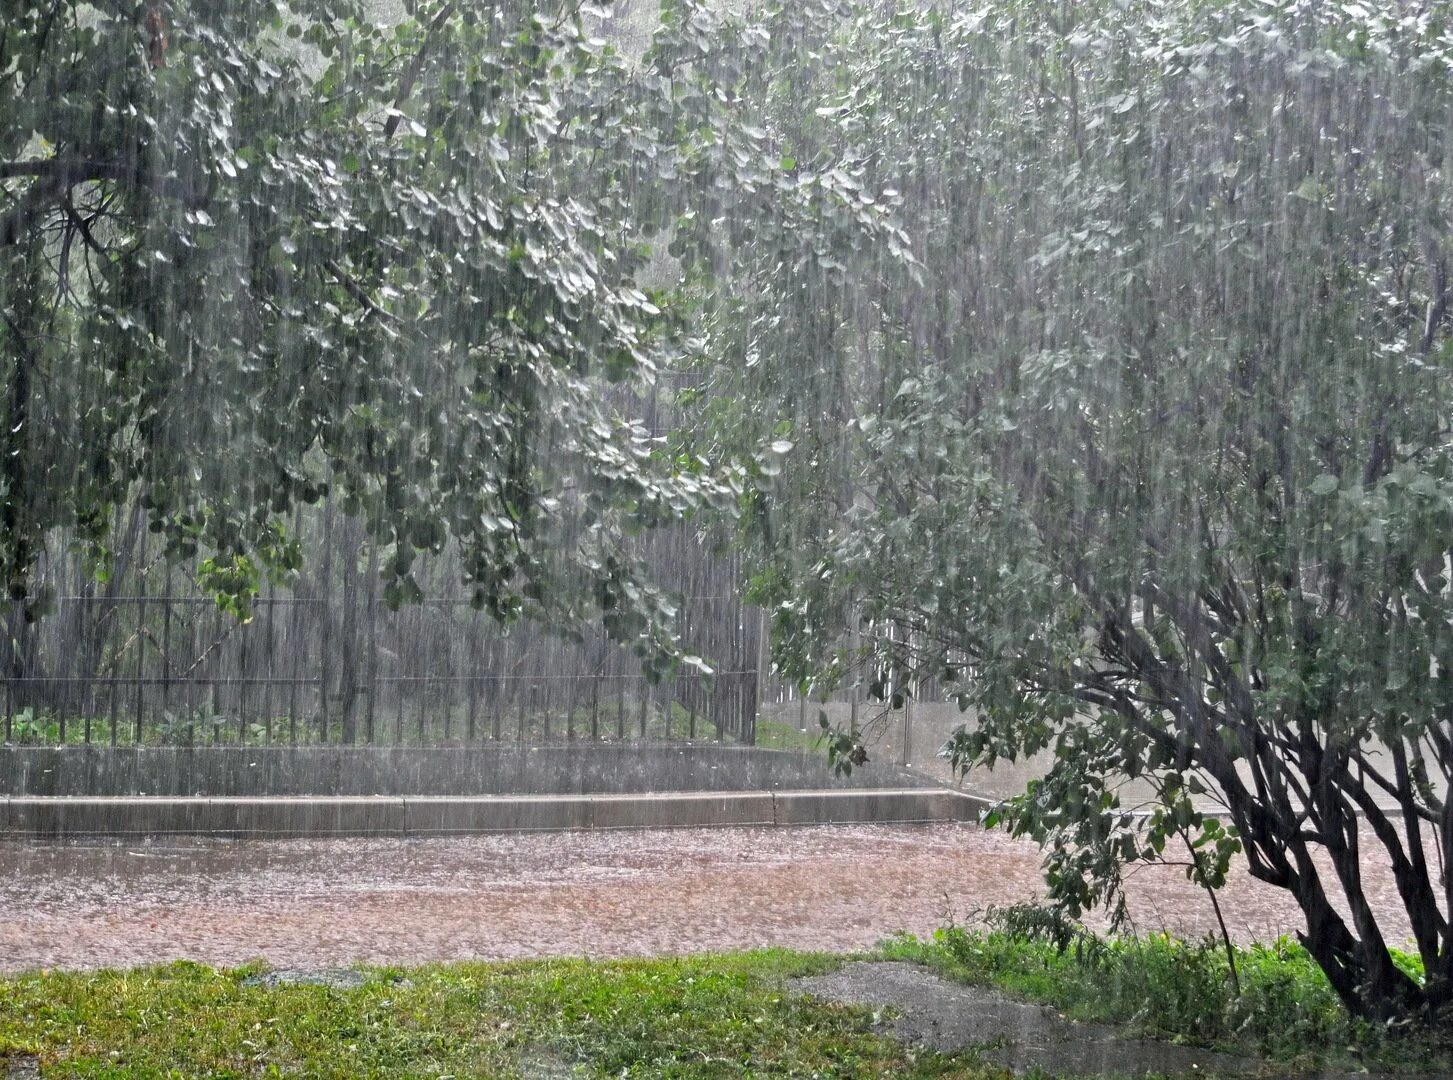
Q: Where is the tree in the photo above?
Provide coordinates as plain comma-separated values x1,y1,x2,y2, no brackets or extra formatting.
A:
0,0,738,669
698,0,1453,1023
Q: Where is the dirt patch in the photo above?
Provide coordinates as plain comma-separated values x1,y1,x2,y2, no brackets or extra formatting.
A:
792,960,1262,1078
239,968,370,990
1,1054,40,1080
514,1051,579,1078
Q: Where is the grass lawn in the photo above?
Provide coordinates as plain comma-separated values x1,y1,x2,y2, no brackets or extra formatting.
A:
0,932,1447,1078
0,950,988,1079
752,716,824,753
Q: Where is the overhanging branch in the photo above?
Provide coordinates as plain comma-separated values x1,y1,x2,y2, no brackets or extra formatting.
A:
382,3,457,141
1,159,201,247
0,159,134,183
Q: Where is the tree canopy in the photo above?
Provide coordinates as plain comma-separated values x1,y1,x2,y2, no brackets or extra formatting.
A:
0,0,757,668
695,0,1453,1022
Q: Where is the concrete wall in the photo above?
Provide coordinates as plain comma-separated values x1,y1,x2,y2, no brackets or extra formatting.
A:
0,789,986,838
0,745,942,797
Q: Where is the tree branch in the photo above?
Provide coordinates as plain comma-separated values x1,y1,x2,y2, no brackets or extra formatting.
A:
323,259,401,329
0,170,69,247
382,3,457,141
0,159,133,182
1,159,200,247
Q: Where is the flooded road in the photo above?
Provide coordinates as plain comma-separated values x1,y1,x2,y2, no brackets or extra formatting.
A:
0,823,1414,972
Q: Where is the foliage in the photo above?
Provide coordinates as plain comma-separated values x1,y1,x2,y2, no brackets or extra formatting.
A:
0,0,748,674
0,952,992,1078
697,0,1453,1022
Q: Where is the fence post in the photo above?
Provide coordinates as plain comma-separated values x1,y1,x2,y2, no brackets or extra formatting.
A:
162,564,174,741
616,675,625,739
902,693,912,768
467,606,481,743
366,542,379,744
132,532,147,744
318,499,334,745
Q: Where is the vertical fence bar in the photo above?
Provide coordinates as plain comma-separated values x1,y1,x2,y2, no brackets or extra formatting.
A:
133,537,147,744
271,590,287,744
394,613,405,744
438,609,449,745
413,610,424,745
467,608,481,744
184,593,198,745
492,669,503,741
289,595,303,750
688,675,697,741
57,651,68,744
902,693,911,767
292,508,309,744
238,597,252,743
365,543,378,745
615,674,625,740
318,503,334,746
394,674,404,746
109,667,119,747
161,565,174,740
203,604,219,738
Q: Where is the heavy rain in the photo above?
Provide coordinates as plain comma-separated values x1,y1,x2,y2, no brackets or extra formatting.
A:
1,0,1451,1076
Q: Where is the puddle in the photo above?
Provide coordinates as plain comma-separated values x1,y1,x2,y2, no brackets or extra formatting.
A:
791,962,1434,1080
793,960,1257,1078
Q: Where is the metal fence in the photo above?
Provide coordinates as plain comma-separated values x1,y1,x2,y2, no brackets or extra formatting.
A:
0,540,761,748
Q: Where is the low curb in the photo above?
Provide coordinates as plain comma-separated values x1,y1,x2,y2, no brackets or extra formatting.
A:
0,788,989,838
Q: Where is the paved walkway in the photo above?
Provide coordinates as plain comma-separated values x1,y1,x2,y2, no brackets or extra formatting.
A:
0,823,1415,972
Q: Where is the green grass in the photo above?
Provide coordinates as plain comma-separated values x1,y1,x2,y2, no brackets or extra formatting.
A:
752,716,823,752
3,936,1447,1077
878,919,1451,1076
2,696,744,748
0,951,999,1079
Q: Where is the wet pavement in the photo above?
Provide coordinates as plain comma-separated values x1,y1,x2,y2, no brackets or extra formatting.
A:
0,823,1419,972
